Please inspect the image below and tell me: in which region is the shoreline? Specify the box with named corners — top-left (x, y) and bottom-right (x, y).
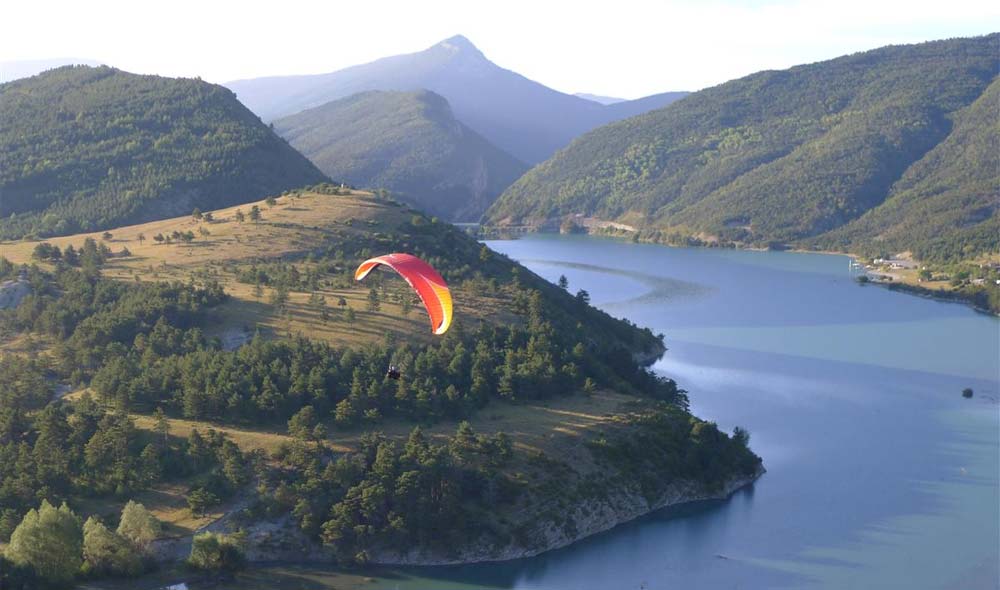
top-left (862, 280), bottom-right (999, 317)
top-left (179, 464), bottom-right (766, 568)
top-left (483, 227), bottom-right (999, 316)
top-left (368, 464), bottom-right (765, 566)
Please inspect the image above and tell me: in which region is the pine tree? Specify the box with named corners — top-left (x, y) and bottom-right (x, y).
top-left (367, 288), bottom-right (381, 312)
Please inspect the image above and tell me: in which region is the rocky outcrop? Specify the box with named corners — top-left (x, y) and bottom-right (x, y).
top-left (187, 464), bottom-right (764, 567)
top-left (369, 465), bottom-right (764, 565)
top-left (0, 279), bottom-right (30, 310)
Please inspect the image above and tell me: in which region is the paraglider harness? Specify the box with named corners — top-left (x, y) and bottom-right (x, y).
top-left (386, 365), bottom-right (401, 380)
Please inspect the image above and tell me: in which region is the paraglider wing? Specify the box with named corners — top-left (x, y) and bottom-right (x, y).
top-left (354, 253), bottom-right (453, 335)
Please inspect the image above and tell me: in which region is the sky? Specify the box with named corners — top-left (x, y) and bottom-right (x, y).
top-left (2, 0), bottom-right (998, 98)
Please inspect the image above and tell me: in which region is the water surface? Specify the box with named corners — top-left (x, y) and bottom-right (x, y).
top-left (227, 234), bottom-right (1000, 590)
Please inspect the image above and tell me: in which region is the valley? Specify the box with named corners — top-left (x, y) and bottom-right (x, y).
top-left (1, 16), bottom-right (997, 590)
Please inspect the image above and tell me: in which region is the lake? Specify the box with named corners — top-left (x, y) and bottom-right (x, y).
top-left (226, 234), bottom-right (1000, 590)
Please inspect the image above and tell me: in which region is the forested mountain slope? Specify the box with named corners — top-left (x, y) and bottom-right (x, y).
top-left (485, 35), bottom-right (999, 261)
top-left (813, 76), bottom-right (1000, 262)
top-left (274, 90), bottom-right (527, 221)
top-left (226, 36), bottom-right (687, 164)
top-left (0, 65), bottom-right (327, 239)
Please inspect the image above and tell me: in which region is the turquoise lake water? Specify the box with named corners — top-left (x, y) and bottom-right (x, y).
top-left (382, 235), bottom-right (998, 589)
top-left (213, 234), bottom-right (999, 590)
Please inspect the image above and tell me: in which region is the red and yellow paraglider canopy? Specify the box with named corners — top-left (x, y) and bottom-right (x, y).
top-left (354, 253), bottom-right (453, 335)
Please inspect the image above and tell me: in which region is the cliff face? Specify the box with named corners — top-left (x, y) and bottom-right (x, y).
top-left (182, 465), bottom-right (764, 566)
top-left (369, 466), bottom-right (765, 565)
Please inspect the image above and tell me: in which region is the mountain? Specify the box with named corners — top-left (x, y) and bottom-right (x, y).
top-left (225, 35), bottom-right (688, 164)
top-left (0, 65), bottom-right (328, 239)
top-left (484, 35), bottom-right (999, 262)
top-left (0, 57), bottom-right (102, 82)
top-left (274, 90), bottom-right (527, 221)
top-left (814, 76), bottom-right (1000, 262)
top-left (575, 92), bottom-right (626, 104)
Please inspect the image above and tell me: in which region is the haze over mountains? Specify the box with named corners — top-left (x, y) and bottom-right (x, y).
top-left (0, 65), bottom-right (327, 239)
top-left (575, 93), bottom-right (626, 105)
top-left (226, 35), bottom-right (689, 164)
top-left (274, 90), bottom-right (527, 221)
top-left (485, 34), bottom-right (1000, 262)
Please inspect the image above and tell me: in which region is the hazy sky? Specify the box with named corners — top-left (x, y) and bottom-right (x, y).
top-left (3, 0), bottom-right (997, 98)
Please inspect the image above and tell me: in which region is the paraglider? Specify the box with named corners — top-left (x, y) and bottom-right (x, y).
top-left (354, 253), bottom-right (453, 335)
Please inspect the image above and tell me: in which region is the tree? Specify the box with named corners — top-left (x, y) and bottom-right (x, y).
top-left (63, 244), bottom-right (79, 265)
top-left (334, 397), bottom-right (357, 425)
top-left (6, 500), bottom-right (82, 587)
top-left (270, 285), bottom-right (289, 309)
top-left (253, 282), bottom-right (264, 299)
top-left (575, 289), bottom-right (590, 305)
top-left (153, 407), bottom-right (170, 448)
top-left (265, 196), bottom-right (277, 208)
top-left (249, 205), bottom-right (261, 223)
top-left (82, 516), bottom-right (142, 577)
top-left (202, 211), bottom-right (214, 222)
top-left (288, 406), bottom-right (318, 440)
top-left (732, 426), bottom-right (751, 447)
top-left (367, 288), bottom-right (381, 312)
top-left (192, 208), bottom-right (203, 220)
top-left (137, 232), bottom-right (145, 245)
top-left (187, 488), bottom-right (220, 517)
top-left (401, 295), bottom-right (413, 317)
top-left (116, 500), bottom-right (161, 553)
top-left (102, 231), bottom-right (113, 241)
top-left (558, 275), bottom-right (569, 290)
top-left (138, 444), bottom-right (162, 484)
top-left (153, 233), bottom-right (164, 243)
top-left (234, 209), bottom-right (245, 224)
top-left (337, 296), bottom-right (347, 307)
top-left (345, 307), bottom-right (356, 325)
top-left (188, 531), bottom-right (245, 574)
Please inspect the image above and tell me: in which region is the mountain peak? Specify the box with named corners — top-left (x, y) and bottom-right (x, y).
top-left (436, 35), bottom-right (483, 56)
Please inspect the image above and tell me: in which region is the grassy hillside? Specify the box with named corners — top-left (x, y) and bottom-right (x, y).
top-left (0, 65), bottom-right (327, 240)
top-left (485, 35), bottom-right (999, 262)
top-left (226, 35), bottom-right (687, 164)
top-left (274, 91), bottom-right (528, 221)
top-left (0, 189), bottom-right (529, 348)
